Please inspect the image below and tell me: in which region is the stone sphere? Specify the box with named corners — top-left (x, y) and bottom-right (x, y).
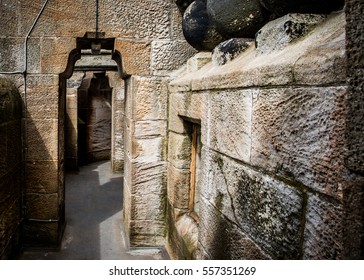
top-left (259, 0), bottom-right (345, 17)
top-left (206, 0), bottom-right (270, 38)
top-left (182, 0), bottom-right (225, 51)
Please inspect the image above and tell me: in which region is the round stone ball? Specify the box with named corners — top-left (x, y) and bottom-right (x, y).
top-left (206, 0), bottom-right (270, 38)
top-left (182, 0), bottom-right (225, 51)
top-left (259, 0), bottom-right (345, 17)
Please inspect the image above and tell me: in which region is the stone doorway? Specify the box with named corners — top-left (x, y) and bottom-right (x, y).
top-left (66, 71), bottom-right (114, 170)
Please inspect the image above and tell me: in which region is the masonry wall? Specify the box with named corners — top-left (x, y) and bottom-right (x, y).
top-left (0, 77), bottom-right (23, 259)
top-left (167, 10), bottom-right (363, 259)
top-left (0, 0), bottom-right (194, 249)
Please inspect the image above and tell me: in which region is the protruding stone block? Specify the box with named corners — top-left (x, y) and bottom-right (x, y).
top-left (255, 13), bottom-right (326, 55)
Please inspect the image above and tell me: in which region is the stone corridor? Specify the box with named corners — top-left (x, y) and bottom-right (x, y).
top-left (19, 161), bottom-right (163, 260)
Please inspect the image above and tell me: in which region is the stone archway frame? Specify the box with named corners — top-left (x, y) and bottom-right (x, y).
top-left (57, 36), bottom-right (130, 234)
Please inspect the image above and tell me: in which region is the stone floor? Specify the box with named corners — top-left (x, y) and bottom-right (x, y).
top-left (20, 161), bottom-right (164, 260)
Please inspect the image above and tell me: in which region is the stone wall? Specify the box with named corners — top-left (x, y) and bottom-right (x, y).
top-left (1, 0), bottom-right (195, 249)
top-left (0, 77), bottom-right (23, 259)
top-left (344, 0), bottom-right (364, 259)
top-left (167, 10), bottom-right (362, 259)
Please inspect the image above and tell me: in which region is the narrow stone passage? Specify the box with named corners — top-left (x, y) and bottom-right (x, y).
top-left (20, 161), bottom-right (163, 260)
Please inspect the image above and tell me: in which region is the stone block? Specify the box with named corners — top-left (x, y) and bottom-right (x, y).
top-left (134, 120), bottom-right (167, 139)
top-left (18, 0), bottom-right (93, 37)
top-left (23, 221), bottom-right (60, 248)
top-left (40, 37), bottom-right (76, 74)
top-left (114, 39), bottom-right (151, 76)
top-left (0, 0), bottom-right (18, 37)
top-left (129, 220), bottom-right (165, 247)
top-left (0, 38), bottom-right (23, 73)
top-left (132, 137), bottom-right (165, 162)
top-left (170, 4), bottom-right (188, 40)
top-left (131, 192), bottom-right (166, 221)
top-left (256, 13), bottom-right (326, 55)
top-left (151, 40), bottom-right (196, 75)
top-left (26, 161), bottom-right (58, 194)
top-left (186, 52), bottom-right (212, 73)
top-left (168, 132), bottom-right (192, 169)
top-left (6, 121), bottom-right (22, 169)
top-left (293, 13), bottom-right (346, 85)
top-left (198, 197), bottom-right (270, 260)
top-left (303, 194), bottom-right (343, 259)
top-left (131, 76), bottom-right (168, 121)
top-left (167, 163), bottom-right (190, 209)
top-left (205, 89), bottom-right (253, 163)
top-left (131, 161), bottom-right (167, 196)
top-left (26, 119), bottom-right (58, 161)
top-left (168, 91), bottom-right (205, 134)
top-left (26, 193), bottom-right (59, 220)
top-left (202, 150), bottom-right (304, 259)
top-left (26, 75), bottom-right (59, 119)
top-left (0, 77), bottom-right (22, 124)
top-left (251, 86), bottom-right (348, 198)
top-left (101, 0), bottom-right (171, 39)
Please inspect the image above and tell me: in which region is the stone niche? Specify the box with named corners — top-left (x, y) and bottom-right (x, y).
top-left (0, 77), bottom-right (23, 259)
top-left (167, 8), bottom-right (363, 259)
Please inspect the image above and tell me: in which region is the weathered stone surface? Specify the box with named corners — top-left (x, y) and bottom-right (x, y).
top-left (101, 0), bottom-right (171, 39)
top-left (132, 137), bottom-right (166, 163)
top-left (26, 75), bottom-right (59, 119)
top-left (256, 13), bottom-right (326, 55)
top-left (343, 0), bottom-right (364, 259)
top-left (0, 77), bottom-right (22, 259)
top-left (26, 119), bottom-right (58, 161)
top-left (151, 40), bottom-right (196, 75)
top-left (204, 89), bottom-right (253, 163)
top-left (25, 193), bottom-right (59, 220)
top-left (168, 92), bottom-right (204, 134)
top-left (40, 37), bottom-right (76, 74)
top-left (201, 150), bottom-right (304, 259)
top-left (134, 77), bottom-right (168, 121)
top-left (345, 0), bottom-right (364, 174)
top-left (251, 86), bottom-right (348, 198)
top-left (207, 0), bottom-right (270, 38)
top-left (0, 0), bottom-right (18, 37)
top-left (186, 52), bottom-right (211, 73)
top-left (212, 38), bottom-right (252, 66)
top-left (25, 161), bottom-right (58, 194)
top-left (134, 120), bottom-right (167, 138)
top-left (303, 195), bottom-right (343, 259)
top-left (167, 163), bottom-right (190, 209)
top-left (168, 132), bottom-right (192, 169)
top-left (0, 78), bottom-right (22, 123)
top-left (199, 197), bottom-right (271, 259)
top-left (182, 1), bottom-right (225, 51)
top-left (174, 12), bottom-right (345, 92)
top-left (259, 0), bottom-right (345, 17)
top-left (114, 39), bottom-right (151, 76)
top-left (129, 220), bottom-right (165, 247)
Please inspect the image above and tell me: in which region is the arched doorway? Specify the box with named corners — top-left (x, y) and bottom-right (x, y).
top-left (57, 34), bottom-right (130, 255)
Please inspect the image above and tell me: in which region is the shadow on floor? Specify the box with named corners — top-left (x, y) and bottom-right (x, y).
top-left (20, 161), bottom-right (164, 260)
